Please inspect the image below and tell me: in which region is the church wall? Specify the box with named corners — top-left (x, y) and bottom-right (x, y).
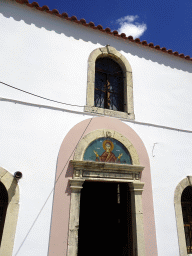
top-left (126, 121), bottom-right (192, 256)
top-left (0, 0), bottom-right (192, 255)
top-left (2, 97), bottom-right (192, 255)
top-left (0, 101), bottom-right (88, 255)
top-left (0, 0), bottom-right (192, 130)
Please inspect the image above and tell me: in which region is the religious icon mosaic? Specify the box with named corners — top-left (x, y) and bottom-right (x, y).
top-left (83, 137), bottom-right (132, 164)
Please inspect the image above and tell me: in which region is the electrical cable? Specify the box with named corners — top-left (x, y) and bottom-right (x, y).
top-left (2, 77), bottom-right (192, 253)
top-left (14, 117), bottom-right (93, 256)
top-left (0, 81), bottom-right (84, 108)
top-left (1, 96), bottom-right (192, 134)
top-left (2, 80), bottom-right (192, 134)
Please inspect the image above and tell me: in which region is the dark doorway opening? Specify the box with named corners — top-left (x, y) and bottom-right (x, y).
top-left (78, 182), bottom-right (133, 256)
top-left (0, 182), bottom-right (8, 246)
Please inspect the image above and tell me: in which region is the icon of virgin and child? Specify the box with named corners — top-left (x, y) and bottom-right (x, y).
top-left (93, 140), bottom-right (123, 163)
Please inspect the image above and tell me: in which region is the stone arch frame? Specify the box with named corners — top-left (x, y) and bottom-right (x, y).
top-left (48, 116), bottom-right (158, 256)
top-left (74, 129), bottom-right (139, 164)
top-left (0, 167), bottom-right (20, 256)
top-left (174, 176), bottom-right (192, 256)
top-left (84, 45), bottom-right (135, 120)
top-left (68, 129), bottom-right (145, 256)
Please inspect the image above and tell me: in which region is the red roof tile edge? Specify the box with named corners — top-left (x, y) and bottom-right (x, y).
top-left (14, 0), bottom-right (192, 62)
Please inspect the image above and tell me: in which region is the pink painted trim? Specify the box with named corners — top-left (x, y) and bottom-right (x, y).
top-left (48, 117), bottom-right (157, 256)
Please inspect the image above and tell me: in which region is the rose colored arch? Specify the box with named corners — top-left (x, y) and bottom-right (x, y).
top-left (48, 117), bottom-right (158, 256)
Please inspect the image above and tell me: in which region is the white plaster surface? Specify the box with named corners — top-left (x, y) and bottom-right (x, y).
top-left (0, 0), bottom-right (192, 255)
top-left (0, 0), bottom-right (192, 130)
top-left (126, 121), bottom-right (192, 256)
top-left (0, 101), bottom-right (89, 255)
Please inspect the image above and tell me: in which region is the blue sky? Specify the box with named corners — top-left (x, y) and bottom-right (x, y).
top-left (31, 0), bottom-right (192, 57)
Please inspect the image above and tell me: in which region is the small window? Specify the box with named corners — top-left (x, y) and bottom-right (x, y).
top-left (181, 186), bottom-right (192, 254)
top-left (85, 46), bottom-right (135, 120)
top-left (95, 57), bottom-right (124, 112)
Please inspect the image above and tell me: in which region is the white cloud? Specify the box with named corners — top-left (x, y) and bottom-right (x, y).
top-left (117, 15), bottom-right (139, 24)
top-left (116, 15), bottom-right (147, 39)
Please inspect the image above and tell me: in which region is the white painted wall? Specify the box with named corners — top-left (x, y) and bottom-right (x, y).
top-left (126, 121), bottom-right (192, 256)
top-left (1, 0), bottom-right (192, 129)
top-left (0, 0), bottom-right (192, 255)
top-left (0, 100), bottom-right (90, 255)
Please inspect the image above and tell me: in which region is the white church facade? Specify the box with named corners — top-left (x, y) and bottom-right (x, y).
top-left (1, 0), bottom-right (192, 255)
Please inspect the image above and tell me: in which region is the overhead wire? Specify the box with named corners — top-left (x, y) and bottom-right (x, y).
top-left (1, 80), bottom-right (192, 134)
top-left (0, 81), bottom-right (84, 108)
top-left (2, 78), bottom-right (192, 254)
top-left (14, 117), bottom-right (93, 256)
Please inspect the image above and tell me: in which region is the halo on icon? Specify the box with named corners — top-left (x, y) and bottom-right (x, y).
top-left (102, 140), bottom-right (114, 151)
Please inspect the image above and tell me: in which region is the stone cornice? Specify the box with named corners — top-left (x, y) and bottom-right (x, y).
top-left (70, 160), bottom-right (144, 173)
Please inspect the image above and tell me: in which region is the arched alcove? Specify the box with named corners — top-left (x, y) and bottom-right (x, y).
top-left (68, 129), bottom-right (146, 256)
top-left (48, 117), bottom-right (157, 256)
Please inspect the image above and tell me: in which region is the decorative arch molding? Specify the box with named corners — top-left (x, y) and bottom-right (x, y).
top-left (74, 129), bottom-right (139, 165)
top-left (174, 176), bottom-right (192, 256)
top-left (68, 128), bottom-right (146, 256)
top-left (48, 117), bottom-right (158, 256)
top-left (84, 45), bottom-right (135, 120)
top-left (0, 167), bottom-right (19, 256)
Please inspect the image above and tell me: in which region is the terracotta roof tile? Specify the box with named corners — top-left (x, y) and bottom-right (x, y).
top-left (13, 0), bottom-right (191, 62)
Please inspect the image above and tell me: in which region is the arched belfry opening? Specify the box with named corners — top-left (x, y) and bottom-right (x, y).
top-left (67, 129), bottom-right (146, 256)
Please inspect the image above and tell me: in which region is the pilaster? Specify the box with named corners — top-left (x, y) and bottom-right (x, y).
top-left (67, 179), bottom-right (85, 256)
top-left (129, 182), bottom-right (145, 256)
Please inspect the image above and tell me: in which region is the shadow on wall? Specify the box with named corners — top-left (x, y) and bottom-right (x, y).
top-left (1, 0), bottom-right (192, 73)
top-left (7, 178), bottom-right (17, 203)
